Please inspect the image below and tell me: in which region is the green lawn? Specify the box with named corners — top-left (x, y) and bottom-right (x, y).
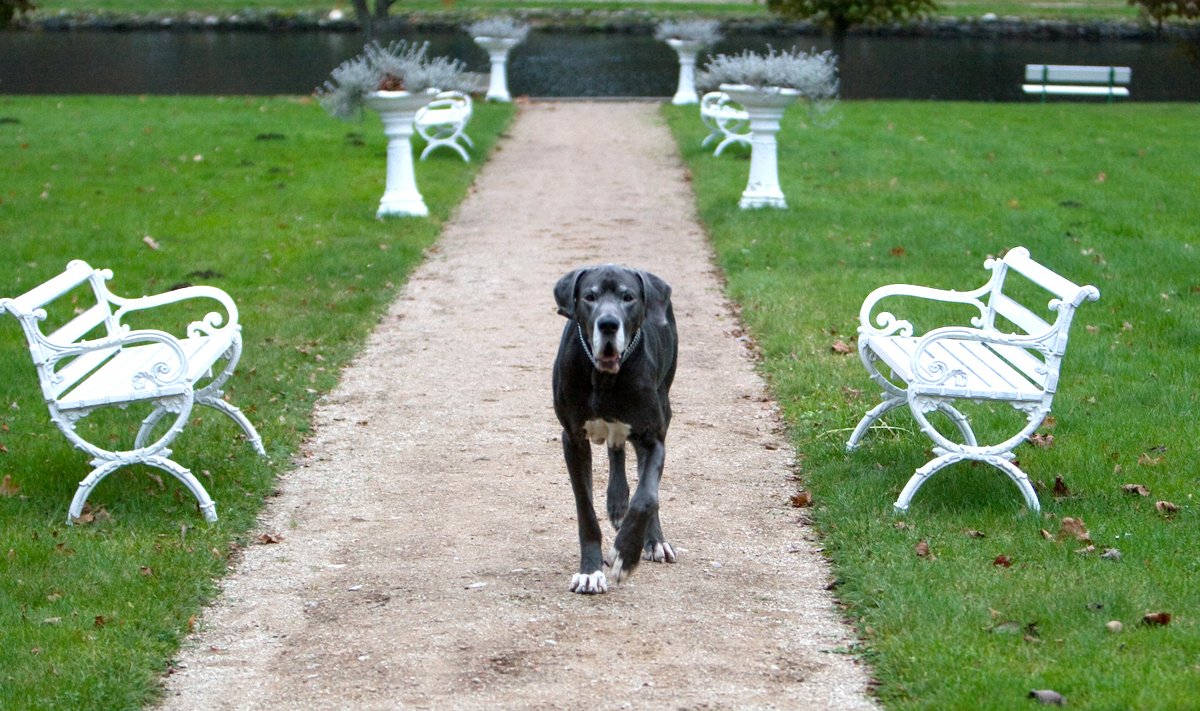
top-left (0, 95), bottom-right (513, 708)
top-left (27, 0), bottom-right (1143, 22)
top-left (666, 100), bottom-right (1200, 708)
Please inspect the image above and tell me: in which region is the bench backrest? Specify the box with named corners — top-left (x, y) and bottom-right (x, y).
top-left (977, 248), bottom-right (1100, 390)
top-left (0, 260), bottom-right (122, 402)
top-left (1024, 64), bottom-right (1131, 86)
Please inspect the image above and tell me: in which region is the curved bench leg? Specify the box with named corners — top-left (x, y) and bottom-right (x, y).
top-left (198, 395), bottom-right (266, 456)
top-left (937, 403), bottom-right (978, 447)
top-left (893, 452), bottom-right (965, 514)
top-left (846, 395), bottom-right (906, 451)
top-left (990, 456), bottom-right (1041, 513)
top-left (134, 406), bottom-right (170, 450)
top-left (68, 455), bottom-right (217, 524)
top-left (894, 452), bottom-right (1041, 514)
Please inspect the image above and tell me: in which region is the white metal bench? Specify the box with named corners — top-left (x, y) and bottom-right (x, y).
top-left (699, 91), bottom-right (751, 156)
top-left (0, 260), bottom-right (265, 524)
top-left (846, 247), bottom-right (1100, 513)
top-left (414, 90), bottom-right (474, 162)
top-left (1022, 64), bottom-right (1131, 102)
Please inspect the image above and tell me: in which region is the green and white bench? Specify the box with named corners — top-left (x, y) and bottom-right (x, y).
top-left (1, 260), bottom-right (265, 523)
top-left (1023, 64), bottom-right (1131, 102)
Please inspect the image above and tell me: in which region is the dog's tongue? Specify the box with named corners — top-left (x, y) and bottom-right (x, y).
top-left (597, 344), bottom-right (621, 373)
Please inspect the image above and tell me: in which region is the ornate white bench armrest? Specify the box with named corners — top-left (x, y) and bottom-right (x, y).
top-left (857, 282), bottom-right (991, 338)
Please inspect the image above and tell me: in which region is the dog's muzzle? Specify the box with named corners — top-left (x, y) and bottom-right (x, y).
top-left (578, 322), bottom-right (641, 374)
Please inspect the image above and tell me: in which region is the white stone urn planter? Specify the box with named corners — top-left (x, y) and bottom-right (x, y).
top-left (720, 83), bottom-right (799, 210)
top-left (666, 38), bottom-right (705, 105)
top-left (364, 89), bottom-right (438, 218)
top-left (474, 36), bottom-right (521, 102)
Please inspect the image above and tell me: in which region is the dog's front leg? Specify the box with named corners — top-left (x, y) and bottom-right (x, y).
top-left (606, 444), bottom-right (629, 531)
top-left (563, 429), bottom-right (607, 594)
top-left (608, 436), bottom-right (667, 584)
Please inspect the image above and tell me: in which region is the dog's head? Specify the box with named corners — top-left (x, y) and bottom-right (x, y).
top-left (555, 264), bottom-right (672, 375)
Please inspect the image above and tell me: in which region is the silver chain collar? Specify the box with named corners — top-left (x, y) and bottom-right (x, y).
top-left (577, 322), bottom-right (642, 370)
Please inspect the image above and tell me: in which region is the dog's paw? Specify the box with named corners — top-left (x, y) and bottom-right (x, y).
top-left (569, 571), bottom-right (608, 595)
top-left (643, 540), bottom-right (676, 563)
top-left (608, 545), bottom-right (639, 585)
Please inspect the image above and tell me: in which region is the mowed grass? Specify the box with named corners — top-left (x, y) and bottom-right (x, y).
top-left (666, 101), bottom-right (1200, 709)
top-left (0, 95), bottom-right (513, 707)
top-left (29, 0), bottom-right (1142, 21)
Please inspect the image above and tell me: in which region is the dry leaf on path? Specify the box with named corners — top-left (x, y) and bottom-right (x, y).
top-left (790, 491), bottom-right (812, 508)
top-left (255, 532), bottom-right (284, 545)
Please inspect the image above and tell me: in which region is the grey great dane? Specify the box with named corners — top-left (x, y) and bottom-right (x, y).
top-left (553, 264), bottom-right (678, 594)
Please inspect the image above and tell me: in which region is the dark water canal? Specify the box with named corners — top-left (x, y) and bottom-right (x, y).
top-left (2, 29), bottom-right (1198, 100)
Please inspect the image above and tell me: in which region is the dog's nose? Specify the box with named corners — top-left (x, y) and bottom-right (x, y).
top-left (597, 316), bottom-right (620, 335)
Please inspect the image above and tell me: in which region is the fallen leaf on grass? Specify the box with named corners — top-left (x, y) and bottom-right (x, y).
top-left (1142, 611), bottom-right (1172, 626)
top-left (830, 339), bottom-right (853, 355)
top-left (1106, 620), bottom-right (1124, 633)
top-left (1039, 528), bottom-right (1054, 540)
top-left (1052, 475), bottom-right (1070, 498)
top-left (914, 540), bottom-right (932, 558)
top-left (142, 235), bottom-right (161, 250)
top-left (1155, 501), bottom-right (1180, 516)
top-left (94, 615), bottom-right (106, 628)
top-left (255, 532), bottom-right (284, 545)
top-left (0, 474), bottom-right (20, 497)
top-left (890, 246), bottom-right (906, 257)
top-left (1057, 516), bottom-right (1092, 544)
top-left (964, 529), bottom-right (986, 539)
top-left (1100, 548), bottom-right (1122, 562)
top-left (993, 554), bottom-right (1013, 568)
top-left (1138, 452), bottom-right (1164, 467)
top-left (789, 491), bottom-right (812, 508)
top-left (1029, 689), bottom-right (1067, 706)
top-left (1122, 483), bottom-right (1150, 497)
top-left (1029, 433), bottom-right (1055, 448)
top-left (72, 504), bottom-right (110, 525)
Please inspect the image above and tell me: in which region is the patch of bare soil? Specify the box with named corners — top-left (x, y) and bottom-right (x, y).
top-left (159, 102), bottom-right (878, 710)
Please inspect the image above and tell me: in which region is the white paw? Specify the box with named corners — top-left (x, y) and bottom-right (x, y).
top-left (643, 541), bottom-right (676, 563)
top-left (609, 552), bottom-right (630, 584)
top-left (569, 571), bottom-right (608, 595)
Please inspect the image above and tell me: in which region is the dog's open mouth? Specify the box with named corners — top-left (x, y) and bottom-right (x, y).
top-left (596, 343), bottom-right (621, 373)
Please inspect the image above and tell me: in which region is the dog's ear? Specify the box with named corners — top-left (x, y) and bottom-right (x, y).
top-left (554, 268), bottom-right (587, 319)
top-left (637, 270), bottom-right (672, 327)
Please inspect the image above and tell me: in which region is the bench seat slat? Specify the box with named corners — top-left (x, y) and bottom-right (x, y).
top-left (51, 347), bottom-right (120, 399)
top-left (57, 335), bottom-right (234, 410)
top-left (1025, 64), bottom-right (1131, 84)
top-left (1022, 84), bottom-right (1130, 97)
top-left (864, 335), bottom-right (1044, 401)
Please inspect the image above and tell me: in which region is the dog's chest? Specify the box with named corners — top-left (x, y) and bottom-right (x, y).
top-left (584, 418), bottom-right (631, 448)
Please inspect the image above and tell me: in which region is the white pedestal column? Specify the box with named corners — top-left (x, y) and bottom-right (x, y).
top-left (721, 84), bottom-right (799, 210)
top-left (474, 36), bottom-right (521, 103)
top-left (666, 39), bottom-right (704, 105)
top-left (365, 90), bottom-right (436, 218)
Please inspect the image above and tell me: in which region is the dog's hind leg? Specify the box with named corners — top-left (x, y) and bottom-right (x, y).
top-left (606, 444), bottom-right (630, 531)
top-left (563, 429), bottom-right (608, 594)
top-left (609, 436), bottom-right (665, 584)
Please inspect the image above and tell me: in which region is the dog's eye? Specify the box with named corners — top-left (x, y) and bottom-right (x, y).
top-left (583, 293), bottom-right (597, 303)
top-left (622, 293), bottom-right (635, 303)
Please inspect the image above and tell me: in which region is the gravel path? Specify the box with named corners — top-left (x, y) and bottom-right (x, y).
top-left (159, 102), bottom-right (878, 710)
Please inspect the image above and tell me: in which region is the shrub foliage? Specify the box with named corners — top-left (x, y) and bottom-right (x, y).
top-left (766, 0), bottom-right (939, 34)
